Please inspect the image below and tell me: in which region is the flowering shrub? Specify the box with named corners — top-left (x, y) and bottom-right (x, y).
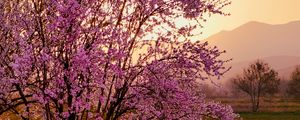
top-left (0, 0), bottom-right (236, 119)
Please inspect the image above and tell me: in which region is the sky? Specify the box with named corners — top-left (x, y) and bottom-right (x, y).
top-left (198, 0), bottom-right (300, 40)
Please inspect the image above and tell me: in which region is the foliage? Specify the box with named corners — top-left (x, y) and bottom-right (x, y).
top-left (0, 0), bottom-right (236, 119)
top-left (231, 60), bottom-right (280, 112)
top-left (286, 66), bottom-right (300, 98)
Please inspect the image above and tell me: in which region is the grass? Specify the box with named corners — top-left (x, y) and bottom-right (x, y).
top-left (211, 97), bottom-right (300, 119)
top-left (238, 111), bottom-right (300, 120)
top-left (2, 98), bottom-right (300, 119)
top-left (212, 97), bottom-right (300, 112)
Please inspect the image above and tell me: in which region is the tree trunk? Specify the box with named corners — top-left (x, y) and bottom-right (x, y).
top-left (68, 113), bottom-right (76, 120)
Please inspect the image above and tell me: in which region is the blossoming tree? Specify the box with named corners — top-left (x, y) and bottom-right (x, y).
top-left (0, 0), bottom-right (236, 119)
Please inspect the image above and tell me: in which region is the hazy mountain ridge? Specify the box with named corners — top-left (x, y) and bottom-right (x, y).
top-left (205, 20), bottom-right (300, 62)
top-left (204, 20), bottom-right (300, 81)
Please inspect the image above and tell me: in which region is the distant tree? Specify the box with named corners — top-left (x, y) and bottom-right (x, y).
top-left (231, 60), bottom-right (280, 112)
top-left (286, 66), bottom-right (300, 98)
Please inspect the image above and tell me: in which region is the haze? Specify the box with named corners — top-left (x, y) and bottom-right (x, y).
top-left (200, 0), bottom-right (300, 39)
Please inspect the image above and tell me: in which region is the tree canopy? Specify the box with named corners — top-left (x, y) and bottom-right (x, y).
top-left (286, 66), bottom-right (300, 98)
top-left (231, 60), bottom-right (280, 112)
top-left (0, 0), bottom-right (236, 119)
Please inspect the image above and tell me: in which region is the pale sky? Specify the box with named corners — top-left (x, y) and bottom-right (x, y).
top-left (199, 0), bottom-right (300, 39)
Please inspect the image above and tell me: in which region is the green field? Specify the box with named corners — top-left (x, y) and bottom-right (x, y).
top-left (212, 97), bottom-right (300, 120)
top-left (239, 111), bottom-right (300, 120)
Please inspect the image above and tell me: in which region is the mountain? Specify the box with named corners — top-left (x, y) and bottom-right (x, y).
top-left (205, 21), bottom-right (300, 62)
top-left (204, 20), bottom-right (300, 82)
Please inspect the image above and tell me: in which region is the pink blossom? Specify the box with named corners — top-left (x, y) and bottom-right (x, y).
top-left (0, 0), bottom-right (235, 120)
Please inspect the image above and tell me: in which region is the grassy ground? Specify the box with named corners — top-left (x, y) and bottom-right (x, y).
top-left (2, 97), bottom-right (300, 119)
top-left (212, 97), bottom-right (300, 112)
top-left (212, 97), bottom-right (300, 120)
top-left (239, 111), bottom-right (300, 120)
